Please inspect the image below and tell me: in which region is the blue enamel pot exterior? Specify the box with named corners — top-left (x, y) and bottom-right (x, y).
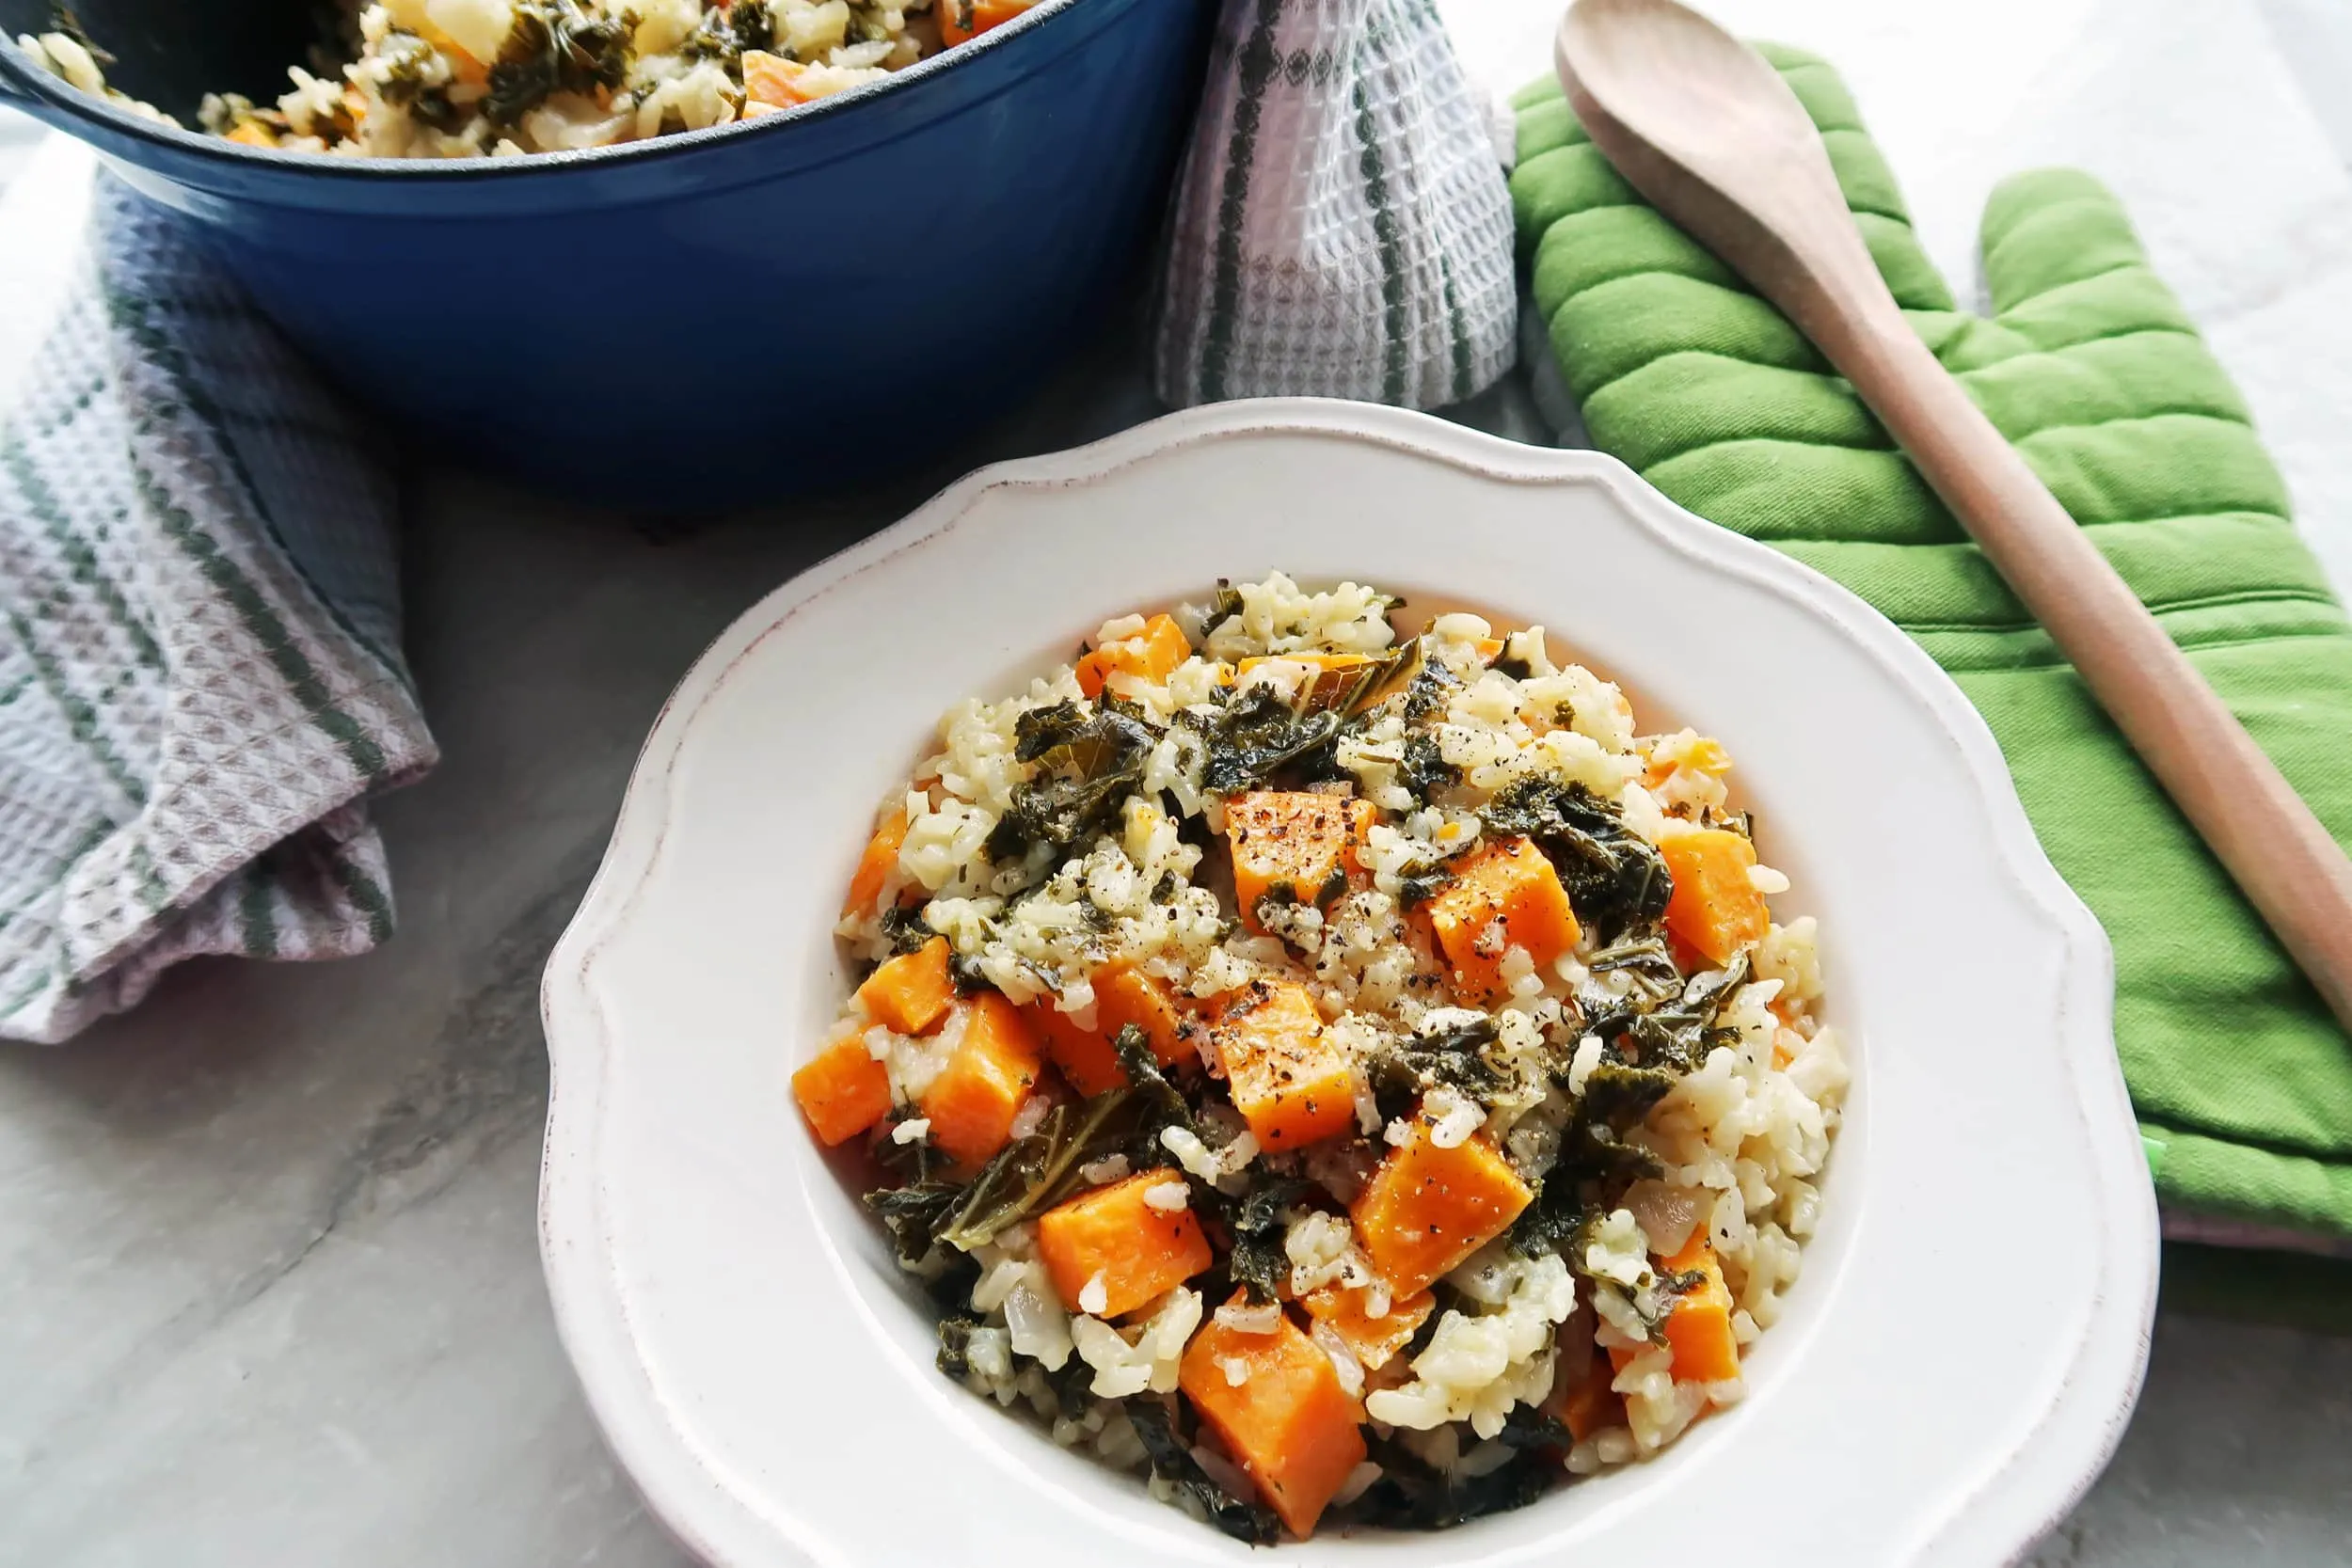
top-left (0, 0), bottom-right (1214, 507)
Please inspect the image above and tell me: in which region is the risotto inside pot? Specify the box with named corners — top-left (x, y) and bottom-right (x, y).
top-left (15, 0), bottom-right (1039, 157)
top-left (798, 573), bottom-right (1847, 1541)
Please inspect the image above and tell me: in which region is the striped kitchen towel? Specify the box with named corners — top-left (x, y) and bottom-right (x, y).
top-left (1154, 0), bottom-right (1518, 410)
top-left (0, 148), bottom-right (436, 1043)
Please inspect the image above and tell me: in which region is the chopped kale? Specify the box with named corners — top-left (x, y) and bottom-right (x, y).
top-left (1398, 731), bottom-right (1461, 803)
top-left (1492, 654), bottom-right (1534, 680)
top-left (1111, 1023), bottom-right (1197, 1149)
top-left (865, 1181), bottom-right (961, 1266)
top-left (677, 0), bottom-right (771, 71)
top-left (1511, 1061), bottom-right (1678, 1257)
top-left (1194, 683), bottom-right (1346, 794)
top-left (373, 30), bottom-right (469, 132)
top-left (872, 1117), bottom-right (946, 1185)
top-left (878, 903), bottom-right (934, 956)
top-left (1216, 1176), bottom-right (1312, 1304)
top-left (1585, 954), bottom-right (1752, 1075)
top-left (1399, 652), bottom-right (1464, 723)
top-left (985, 697), bottom-right (1158, 866)
top-left (1494, 1403), bottom-right (1573, 1450)
top-left (1291, 645), bottom-right (1411, 716)
top-left (935, 1313), bottom-right (981, 1378)
top-left (1395, 862), bottom-right (1455, 908)
top-left (1125, 1398), bottom-right (1281, 1544)
top-left (1482, 776), bottom-right (1672, 936)
top-left (932, 1089), bottom-right (1148, 1252)
top-left (485, 0), bottom-right (639, 126)
top-left (1347, 1430), bottom-right (1559, 1528)
top-left (1368, 1016), bottom-right (1506, 1121)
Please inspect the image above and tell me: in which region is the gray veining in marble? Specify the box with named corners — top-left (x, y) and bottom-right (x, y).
top-left (0, 312), bottom-right (2346, 1568)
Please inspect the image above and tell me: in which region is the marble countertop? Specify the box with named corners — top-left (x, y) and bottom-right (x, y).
top-left (0, 309), bottom-right (2344, 1566)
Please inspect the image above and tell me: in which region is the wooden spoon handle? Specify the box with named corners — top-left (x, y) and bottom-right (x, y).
top-left (1833, 306), bottom-right (2352, 1027)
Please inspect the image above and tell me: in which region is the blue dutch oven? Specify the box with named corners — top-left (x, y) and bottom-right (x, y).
top-left (0, 0), bottom-right (1214, 507)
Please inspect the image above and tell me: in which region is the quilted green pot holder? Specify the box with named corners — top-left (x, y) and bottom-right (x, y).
top-left (1509, 45), bottom-right (2352, 1247)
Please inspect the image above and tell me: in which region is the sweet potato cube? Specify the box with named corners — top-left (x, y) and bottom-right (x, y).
top-left (843, 803), bottom-right (910, 917)
top-left (1657, 1233), bottom-right (1740, 1384)
top-left (1351, 1114), bottom-right (1533, 1297)
top-left (1299, 1283), bottom-right (1435, 1372)
top-left (791, 1029), bottom-right (892, 1148)
top-left (1180, 1291), bottom-right (1368, 1539)
top-left (919, 992), bottom-right (1043, 1168)
top-left (1660, 827), bottom-right (1770, 966)
top-left (1075, 612), bottom-right (1190, 698)
top-left (1551, 1339), bottom-right (1625, 1440)
top-left (1025, 963), bottom-right (1198, 1097)
top-left (1422, 836), bottom-right (1581, 1002)
top-left (1226, 790), bottom-right (1375, 933)
top-left (741, 49), bottom-right (815, 107)
top-left (936, 0), bottom-right (1032, 47)
top-left (855, 936), bottom-right (954, 1036)
top-left (1207, 980), bottom-right (1358, 1152)
top-left (1036, 1167), bottom-right (1212, 1318)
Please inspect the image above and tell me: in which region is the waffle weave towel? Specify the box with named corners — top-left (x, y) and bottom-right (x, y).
top-left (0, 159), bottom-right (436, 1043)
top-left (1154, 0), bottom-right (1518, 410)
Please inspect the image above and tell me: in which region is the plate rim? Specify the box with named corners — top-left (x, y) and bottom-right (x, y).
top-left (538, 396), bottom-right (2157, 1567)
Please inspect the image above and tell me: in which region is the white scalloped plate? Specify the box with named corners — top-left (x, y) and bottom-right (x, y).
top-left (539, 399), bottom-right (2156, 1567)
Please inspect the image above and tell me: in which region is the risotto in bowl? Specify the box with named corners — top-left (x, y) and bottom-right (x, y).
top-left (801, 574), bottom-right (1848, 1540)
top-left (540, 401), bottom-right (2155, 1566)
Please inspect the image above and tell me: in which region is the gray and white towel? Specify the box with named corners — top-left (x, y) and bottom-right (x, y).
top-left (1154, 0), bottom-right (1519, 410)
top-left (0, 154), bottom-right (435, 1042)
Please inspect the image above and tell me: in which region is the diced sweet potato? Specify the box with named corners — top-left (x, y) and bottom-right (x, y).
top-left (1551, 1338), bottom-right (1625, 1440)
top-left (1036, 1167), bottom-right (1212, 1318)
top-left (844, 803), bottom-right (910, 917)
top-left (920, 993), bottom-right (1043, 1168)
top-left (855, 937), bottom-right (954, 1036)
top-left (1075, 612), bottom-right (1190, 698)
top-left (741, 49), bottom-right (814, 107)
top-left (1226, 790), bottom-right (1375, 933)
top-left (791, 1030), bottom-right (891, 1148)
top-left (1661, 827), bottom-right (1769, 965)
top-left (1207, 980), bottom-right (1358, 1152)
top-left (1025, 963), bottom-right (1198, 1097)
top-left (936, 0), bottom-right (1034, 46)
top-left (1299, 1283), bottom-right (1435, 1372)
top-left (1657, 1233), bottom-right (1740, 1384)
top-left (1422, 836), bottom-right (1581, 1002)
top-left (1180, 1291), bottom-right (1368, 1539)
top-left (1351, 1114), bottom-right (1534, 1297)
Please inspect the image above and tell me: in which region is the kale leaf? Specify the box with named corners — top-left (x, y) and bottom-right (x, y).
top-left (1398, 730), bottom-right (1461, 804)
top-left (1367, 1015), bottom-right (1505, 1122)
top-left (878, 903), bottom-right (934, 956)
top-left (931, 1089), bottom-right (1147, 1252)
top-left (985, 698), bottom-right (1158, 865)
top-left (865, 1181), bottom-right (961, 1265)
top-left (935, 1313), bottom-right (981, 1379)
top-left (1215, 1176), bottom-right (1312, 1305)
top-left (1194, 684), bottom-right (1346, 795)
top-left (1124, 1398), bottom-right (1281, 1544)
top-left (1510, 1061), bottom-right (1677, 1256)
top-left (485, 0), bottom-right (638, 127)
top-left (1582, 953), bottom-right (1752, 1076)
top-left (1345, 1430), bottom-right (1559, 1529)
top-left (1481, 776), bottom-right (1672, 936)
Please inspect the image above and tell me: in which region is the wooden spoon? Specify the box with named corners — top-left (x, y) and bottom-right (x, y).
top-left (1556, 0), bottom-right (2352, 1033)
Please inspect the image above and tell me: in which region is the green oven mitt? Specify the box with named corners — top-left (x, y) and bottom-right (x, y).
top-left (1509, 46), bottom-right (2352, 1249)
